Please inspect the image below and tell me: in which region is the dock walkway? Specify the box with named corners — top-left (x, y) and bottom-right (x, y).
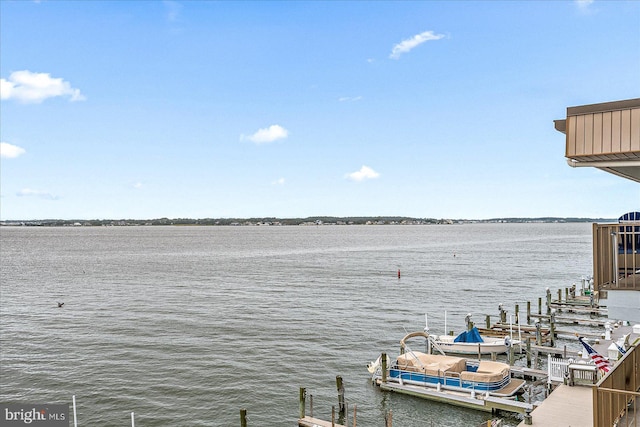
top-left (516, 384), bottom-right (592, 427)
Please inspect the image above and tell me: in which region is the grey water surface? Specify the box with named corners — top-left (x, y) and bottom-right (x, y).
top-left (0, 223), bottom-right (593, 426)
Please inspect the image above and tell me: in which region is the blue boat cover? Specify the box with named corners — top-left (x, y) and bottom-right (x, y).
top-left (454, 327), bottom-right (484, 343)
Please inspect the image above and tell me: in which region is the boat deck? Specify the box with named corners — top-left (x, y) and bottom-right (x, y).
top-left (491, 378), bottom-right (526, 397)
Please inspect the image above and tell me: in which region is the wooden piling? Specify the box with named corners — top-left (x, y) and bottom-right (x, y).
top-left (381, 353), bottom-right (387, 383)
top-left (300, 388), bottom-right (306, 419)
top-left (538, 297), bottom-right (542, 315)
top-left (485, 315), bottom-right (491, 329)
top-left (336, 376), bottom-right (345, 418)
top-left (546, 289), bottom-right (551, 315)
top-left (385, 409), bottom-right (392, 427)
top-left (526, 301), bottom-right (531, 324)
top-left (240, 409), bottom-right (247, 427)
top-left (332, 406), bottom-right (335, 427)
top-left (353, 405), bottom-right (357, 427)
top-left (526, 338), bottom-right (531, 368)
top-left (509, 343), bottom-right (515, 366)
top-left (515, 304), bottom-right (519, 324)
top-left (549, 314), bottom-right (556, 347)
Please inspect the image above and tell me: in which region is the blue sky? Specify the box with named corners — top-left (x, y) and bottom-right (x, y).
top-left (1, 0), bottom-right (639, 220)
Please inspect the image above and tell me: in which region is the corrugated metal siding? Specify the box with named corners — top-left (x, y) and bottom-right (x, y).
top-left (566, 105), bottom-right (640, 160)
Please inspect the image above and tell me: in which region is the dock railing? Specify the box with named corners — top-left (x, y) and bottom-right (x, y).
top-left (547, 355), bottom-right (600, 385)
top-left (592, 343), bottom-right (639, 427)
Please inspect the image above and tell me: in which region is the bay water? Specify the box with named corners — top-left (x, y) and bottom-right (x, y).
top-left (0, 223), bottom-right (593, 426)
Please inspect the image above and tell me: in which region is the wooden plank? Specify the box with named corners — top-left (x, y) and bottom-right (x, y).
top-left (298, 416), bottom-right (346, 427)
top-left (516, 384), bottom-right (593, 427)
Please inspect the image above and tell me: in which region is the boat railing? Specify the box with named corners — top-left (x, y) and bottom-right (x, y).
top-left (443, 370), bottom-right (463, 387)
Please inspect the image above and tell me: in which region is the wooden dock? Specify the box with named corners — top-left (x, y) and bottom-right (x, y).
top-left (298, 416), bottom-right (346, 427)
top-left (516, 384), bottom-right (592, 426)
top-left (378, 380), bottom-right (533, 415)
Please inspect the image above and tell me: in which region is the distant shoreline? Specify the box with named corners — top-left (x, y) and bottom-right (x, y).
top-left (0, 216), bottom-right (616, 227)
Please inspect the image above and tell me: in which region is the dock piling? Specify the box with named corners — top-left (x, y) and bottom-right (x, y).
top-left (240, 409), bottom-right (247, 427)
top-left (299, 387), bottom-right (306, 419)
top-left (485, 315), bottom-right (491, 329)
top-left (526, 301), bottom-right (531, 324)
top-left (336, 376), bottom-right (345, 418)
top-left (381, 353), bottom-right (387, 383)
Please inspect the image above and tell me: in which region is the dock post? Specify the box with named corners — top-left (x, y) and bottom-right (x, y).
top-left (557, 289), bottom-right (562, 304)
top-left (535, 321), bottom-right (542, 346)
top-left (353, 404), bottom-right (357, 427)
top-left (565, 287), bottom-right (569, 302)
top-left (509, 343), bottom-right (515, 366)
top-left (485, 315), bottom-right (491, 329)
top-left (299, 387), bottom-right (306, 419)
top-left (381, 353), bottom-right (388, 383)
top-left (515, 304), bottom-right (519, 324)
top-left (549, 314), bottom-right (556, 347)
top-left (336, 376), bottom-right (345, 418)
top-left (546, 288), bottom-right (551, 315)
top-left (332, 406), bottom-right (335, 427)
top-left (240, 409), bottom-right (247, 427)
top-left (526, 337), bottom-right (531, 368)
top-left (385, 409), bottom-right (393, 427)
top-left (310, 394), bottom-right (313, 417)
top-left (538, 297), bottom-right (542, 315)
top-left (526, 301), bottom-right (531, 324)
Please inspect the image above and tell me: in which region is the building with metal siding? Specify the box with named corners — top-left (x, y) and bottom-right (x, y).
top-left (555, 98), bottom-right (640, 323)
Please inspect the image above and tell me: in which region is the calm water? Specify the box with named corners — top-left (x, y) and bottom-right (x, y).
top-left (0, 224), bottom-right (593, 426)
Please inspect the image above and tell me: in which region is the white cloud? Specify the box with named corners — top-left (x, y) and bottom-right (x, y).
top-left (164, 1), bottom-right (183, 22)
top-left (272, 178), bottom-right (285, 185)
top-left (346, 165), bottom-right (380, 182)
top-left (575, 0), bottom-right (594, 12)
top-left (338, 96), bottom-right (363, 102)
top-left (241, 124), bottom-right (289, 144)
top-left (390, 30), bottom-right (445, 59)
top-left (1, 70), bottom-right (86, 104)
top-left (16, 188), bottom-right (59, 200)
top-left (0, 142), bottom-right (26, 158)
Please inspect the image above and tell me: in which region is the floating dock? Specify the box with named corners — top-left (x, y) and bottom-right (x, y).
top-left (377, 379), bottom-right (533, 415)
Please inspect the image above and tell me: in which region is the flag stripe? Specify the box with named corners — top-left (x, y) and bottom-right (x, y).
top-left (579, 337), bottom-right (612, 373)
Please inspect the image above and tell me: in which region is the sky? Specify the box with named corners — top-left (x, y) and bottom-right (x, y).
top-left (1, 0), bottom-right (639, 221)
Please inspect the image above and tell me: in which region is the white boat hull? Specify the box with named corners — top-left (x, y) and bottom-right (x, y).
top-left (433, 335), bottom-right (518, 355)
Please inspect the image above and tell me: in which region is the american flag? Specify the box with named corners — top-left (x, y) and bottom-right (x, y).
top-left (579, 337), bottom-right (612, 373)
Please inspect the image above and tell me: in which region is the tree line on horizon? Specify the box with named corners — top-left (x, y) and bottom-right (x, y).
top-left (0, 216), bottom-right (616, 227)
